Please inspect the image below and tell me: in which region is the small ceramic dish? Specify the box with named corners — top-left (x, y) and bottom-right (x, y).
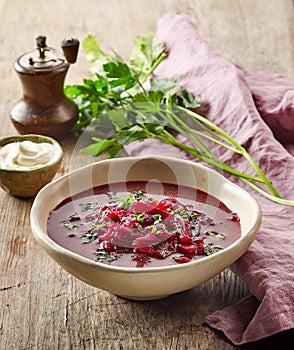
top-left (30, 156), bottom-right (261, 300)
top-left (0, 134), bottom-right (63, 197)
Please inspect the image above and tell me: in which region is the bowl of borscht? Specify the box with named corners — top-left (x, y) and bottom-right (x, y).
top-left (30, 156), bottom-right (262, 300)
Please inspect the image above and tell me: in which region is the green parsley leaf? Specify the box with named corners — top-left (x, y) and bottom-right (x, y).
top-left (130, 32), bottom-right (165, 78)
top-left (150, 76), bottom-right (180, 95)
top-left (133, 90), bottom-right (165, 105)
top-left (81, 138), bottom-right (118, 157)
top-left (82, 34), bottom-right (113, 76)
top-left (103, 61), bottom-right (136, 89)
top-left (177, 89), bottom-right (201, 109)
top-left (107, 109), bottom-right (129, 130)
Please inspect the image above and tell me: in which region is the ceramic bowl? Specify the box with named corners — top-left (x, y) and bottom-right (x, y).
top-left (30, 156), bottom-right (261, 300)
top-left (0, 134), bottom-right (63, 197)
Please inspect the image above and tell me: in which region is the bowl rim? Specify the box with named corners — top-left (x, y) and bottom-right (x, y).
top-left (30, 155), bottom-right (262, 274)
top-left (0, 134), bottom-right (63, 173)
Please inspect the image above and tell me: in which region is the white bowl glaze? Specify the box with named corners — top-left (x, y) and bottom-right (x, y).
top-left (30, 156), bottom-right (262, 300)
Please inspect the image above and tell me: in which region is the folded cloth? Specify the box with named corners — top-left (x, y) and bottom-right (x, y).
top-left (242, 69), bottom-right (294, 147)
top-left (126, 14), bottom-right (294, 345)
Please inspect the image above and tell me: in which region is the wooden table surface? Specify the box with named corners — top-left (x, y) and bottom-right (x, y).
top-left (0, 1), bottom-right (293, 349)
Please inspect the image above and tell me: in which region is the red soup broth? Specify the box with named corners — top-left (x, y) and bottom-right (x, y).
top-left (47, 181), bottom-right (241, 268)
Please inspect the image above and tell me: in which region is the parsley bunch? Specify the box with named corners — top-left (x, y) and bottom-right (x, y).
top-left (65, 34), bottom-right (294, 206)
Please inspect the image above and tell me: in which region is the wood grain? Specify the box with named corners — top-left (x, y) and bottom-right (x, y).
top-left (0, 1), bottom-right (293, 349)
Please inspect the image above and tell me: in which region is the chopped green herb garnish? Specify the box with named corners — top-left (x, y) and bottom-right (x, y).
top-left (213, 246), bottom-right (224, 253)
top-left (119, 193), bottom-right (134, 210)
top-left (52, 187), bottom-right (238, 267)
top-left (204, 244), bottom-right (213, 256)
top-left (82, 232), bottom-right (98, 243)
top-left (62, 221), bottom-right (77, 230)
top-left (96, 223), bottom-right (107, 230)
top-left (152, 214), bottom-right (162, 225)
top-left (206, 231), bottom-right (225, 240)
top-left (69, 214), bottom-right (80, 221)
top-left (95, 248), bottom-right (117, 263)
top-left (179, 210), bottom-right (189, 218)
top-left (190, 219), bottom-right (199, 230)
top-left (204, 243), bottom-right (224, 255)
top-left (132, 191), bottom-right (147, 201)
top-left (79, 203), bottom-right (99, 211)
top-left (107, 192), bottom-right (120, 204)
top-left (132, 210), bottom-right (145, 223)
top-left (87, 223), bottom-right (107, 233)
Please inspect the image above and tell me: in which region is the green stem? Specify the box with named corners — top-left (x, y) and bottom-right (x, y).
top-left (175, 105), bottom-right (281, 198)
top-left (147, 131), bottom-right (294, 205)
top-left (156, 108), bottom-right (267, 183)
top-left (165, 109), bottom-right (226, 158)
top-left (140, 52), bottom-right (167, 85)
top-left (158, 109), bottom-right (213, 160)
top-left (150, 133), bottom-right (265, 183)
top-left (241, 178), bottom-right (294, 206)
top-left (170, 110), bottom-right (241, 154)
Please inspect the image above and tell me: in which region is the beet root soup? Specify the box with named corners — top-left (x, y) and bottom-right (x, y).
top-left (47, 181), bottom-right (241, 268)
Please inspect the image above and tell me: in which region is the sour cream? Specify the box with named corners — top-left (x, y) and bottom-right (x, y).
top-left (0, 140), bottom-right (60, 170)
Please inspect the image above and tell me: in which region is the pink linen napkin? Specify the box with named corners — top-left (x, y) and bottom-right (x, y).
top-left (126, 14), bottom-right (294, 345)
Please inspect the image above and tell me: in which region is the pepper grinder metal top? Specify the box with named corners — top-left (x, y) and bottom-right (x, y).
top-left (10, 35), bottom-right (80, 140)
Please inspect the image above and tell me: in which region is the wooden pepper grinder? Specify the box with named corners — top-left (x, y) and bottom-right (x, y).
top-left (10, 35), bottom-right (80, 139)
